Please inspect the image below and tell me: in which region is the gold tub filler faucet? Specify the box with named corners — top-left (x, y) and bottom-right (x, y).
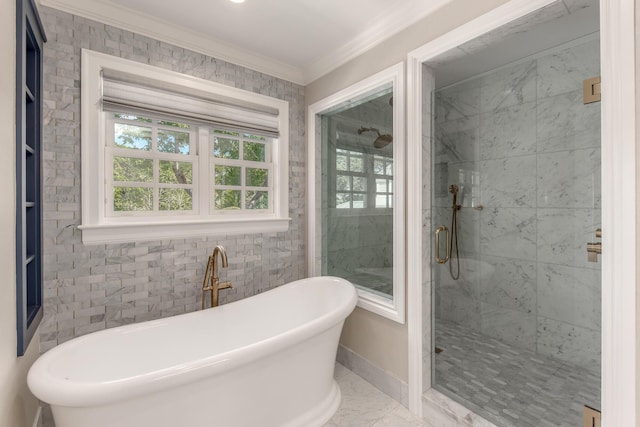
top-left (201, 245), bottom-right (233, 309)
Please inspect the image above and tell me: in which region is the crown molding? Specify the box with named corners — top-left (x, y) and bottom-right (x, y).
top-left (39, 0), bottom-right (454, 86)
top-left (302, 0), bottom-right (454, 84)
top-left (38, 0), bottom-right (306, 85)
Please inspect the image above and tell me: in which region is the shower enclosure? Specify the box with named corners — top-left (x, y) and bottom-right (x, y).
top-left (308, 64), bottom-right (405, 323)
top-left (427, 3), bottom-right (602, 426)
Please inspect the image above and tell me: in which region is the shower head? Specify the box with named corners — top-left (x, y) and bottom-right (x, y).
top-left (449, 185), bottom-right (459, 195)
top-left (357, 126), bottom-right (393, 149)
top-left (373, 134), bottom-right (393, 148)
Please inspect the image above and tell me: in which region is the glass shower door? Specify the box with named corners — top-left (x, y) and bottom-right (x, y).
top-left (431, 35), bottom-right (602, 427)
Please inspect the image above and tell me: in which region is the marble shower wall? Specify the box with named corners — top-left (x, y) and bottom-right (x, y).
top-left (322, 96), bottom-right (394, 293)
top-left (432, 36), bottom-right (601, 371)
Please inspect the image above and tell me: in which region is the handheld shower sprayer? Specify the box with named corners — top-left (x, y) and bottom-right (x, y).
top-left (448, 185), bottom-right (461, 280)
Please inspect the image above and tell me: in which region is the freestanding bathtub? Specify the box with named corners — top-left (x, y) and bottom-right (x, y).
top-left (28, 276), bottom-right (357, 427)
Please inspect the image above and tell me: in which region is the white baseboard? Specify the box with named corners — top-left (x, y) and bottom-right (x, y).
top-left (336, 344), bottom-right (409, 407)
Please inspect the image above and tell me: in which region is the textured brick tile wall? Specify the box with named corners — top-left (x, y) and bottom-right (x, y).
top-left (39, 7), bottom-right (306, 352)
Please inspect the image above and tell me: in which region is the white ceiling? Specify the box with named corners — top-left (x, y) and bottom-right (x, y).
top-left (39, 0), bottom-right (453, 85)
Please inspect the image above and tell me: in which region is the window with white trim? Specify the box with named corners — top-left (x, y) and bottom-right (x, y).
top-left (335, 148), bottom-right (393, 210)
top-left (106, 114), bottom-right (197, 215)
top-left (212, 130), bottom-right (272, 211)
top-left (80, 49), bottom-right (289, 244)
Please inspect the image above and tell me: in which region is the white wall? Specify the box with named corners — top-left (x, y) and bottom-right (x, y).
top-left (306, 0), bottom-right (510, 382)
top-left (0, 0), bottom-right (42, 425)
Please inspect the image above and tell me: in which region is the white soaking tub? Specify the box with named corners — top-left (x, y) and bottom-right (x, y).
top-left (28, 276), bottom-right (357, 427)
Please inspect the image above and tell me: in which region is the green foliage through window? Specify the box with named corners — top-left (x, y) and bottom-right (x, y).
top-left (111, 114), bottom-right (194, 212)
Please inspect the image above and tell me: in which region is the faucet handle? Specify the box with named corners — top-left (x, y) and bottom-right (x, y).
top-left (218, 281), bottom-right (233, 290)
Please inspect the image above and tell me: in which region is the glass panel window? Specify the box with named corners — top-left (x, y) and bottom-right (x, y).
top-left (114, 123), bottom-right (152, 151)
top-left (114, 187), bottom-right (153, 211)
top-left (159, 188), bottom-right (193, 211)
top-left (213, 132), bottom-right (240, 159)
top-left (159, 160), bottom-right (193, 184)
top-left (243, 142), bottom-right (266, 162)
top-left (246, 191), bottom-right (268, 209)
top-left (332, 149), bottom-right (392, 210)
top-left (215, 165), bottom-right (241, 186)
top-left (215, 190), bottom-right (241, 210)
top-left (211, 130), bottom-right (273, 212)
top-left (246, 168), bottom-right (269, 187)
top-left (107, 113), bottom-right (196, 215)
top-left (158, 128), bottom-right (191, 154)
top-left (113, 157), bottom-right (153, 183)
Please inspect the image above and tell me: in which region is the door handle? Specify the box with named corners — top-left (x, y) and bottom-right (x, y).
top-left (435, 226), bottom-right (450, 264)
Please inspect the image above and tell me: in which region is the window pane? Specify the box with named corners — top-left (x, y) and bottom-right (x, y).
top-left (353, 193), bottom-right (366, 208)
top-left (376, 179), bottom-right (387, 193)
top-left (376, 194), bottom-right (387, 208)
top-left (243, 142), bottom-right (266, 162)
top-left (215, 165), bottom-right (241, 186)
top-left (215, 190), bottom-right (241, 210)
top-left (336, 175), bottom-right (350, 191)
top-left (336, 192), bottom-right (351, 209)
top-left (158, 129), bottom-right (190, 154)
top-left (113, 187), bottom-right (153, 211)
top-left (246, 191), bottom-right (268, 209)
top-left (114, 113), bottom-right (152, 123)
top-left (213, 137), bottom-right (240, 159)
top-left (114, 124), bottom-right (152, 151)
top-left (353, 176), bottom-right (367, 191)
top-left (386, 162), bottom-right (393, 175)
top-left (159, 188), bottom-right (193, 211)
top-left (374, 159), bottom-right (385, 174)
top-left (336, 155), bottom-right (348, 171)
top-left (113, 157), bottom-right (153, 183)
top-left (159, 160), bottom-right (193, 184)
top-left (350, 156), bottom-right (363, 172)
top-left (246, 168), bottom-right (268, 187)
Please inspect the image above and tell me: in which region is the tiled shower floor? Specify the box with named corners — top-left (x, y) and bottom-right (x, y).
top-left (434, 320), bottom-right (601, 427)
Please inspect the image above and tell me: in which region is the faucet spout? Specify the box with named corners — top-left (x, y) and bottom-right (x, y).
top-left (202, 245), bottom-right (232, 309)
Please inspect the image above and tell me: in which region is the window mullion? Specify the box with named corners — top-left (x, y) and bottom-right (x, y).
top-left (153, 127), bottom-right (159, 212)
top-left (200, 127), bottom-right (211, 216)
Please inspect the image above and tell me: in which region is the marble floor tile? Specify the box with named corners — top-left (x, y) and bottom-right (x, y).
top-left (433, 320), bottom-right (601, 427)
top-left (325, 363), bottom-right (428, 427)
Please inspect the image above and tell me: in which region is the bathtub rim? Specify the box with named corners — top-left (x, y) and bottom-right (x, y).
top-left (28, 276), bottom-right (357, 408)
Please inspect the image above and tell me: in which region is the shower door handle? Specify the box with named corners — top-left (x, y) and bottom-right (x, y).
top-left (435, 226), bottom-right (450, 264)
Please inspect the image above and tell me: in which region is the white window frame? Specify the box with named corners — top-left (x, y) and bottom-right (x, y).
top-left (105, 115), bottom-right (199, 217)
top-left (307, 62), bottom-right (405, 323)
top-left (210, 131), bottom-right (273, 213)
top-left (80, 49), bottom-right (290, 244)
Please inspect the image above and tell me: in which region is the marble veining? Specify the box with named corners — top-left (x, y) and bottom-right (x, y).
top-left (479, 61), bottom-right (537, 113)
top-left (479, 102), bottom-right (537, 160)
top-left (537, 148), bottom-right (600, 208)
top-left (537, 262), bottom-right (600, 331)
top-left (480, 208), bottom-right (537, 260)
top-left (537, 91), bottom-right (601, 142)
top-left (479, 255), bottom-right (536, 314)
top-left (433, 36), bottom-right (602, 411)
top-left (537, 38), bottom-right (600, 99)
top-left (537, 208), bottom-right (601, 269)
top-left (480, 155), bottom-right (537, 208)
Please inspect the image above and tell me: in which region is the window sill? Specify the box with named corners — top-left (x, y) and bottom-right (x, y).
top-left (79, 217), bottom-right (291, 245)
top-left (356, 286), bottom-right (405, 324)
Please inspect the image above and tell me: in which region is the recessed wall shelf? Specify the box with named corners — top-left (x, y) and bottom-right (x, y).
top-left (16, 0), bottom-right (46, 356)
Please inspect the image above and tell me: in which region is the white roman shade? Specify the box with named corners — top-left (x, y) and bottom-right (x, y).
top-left (101, 70), bottom-right (281, 138)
